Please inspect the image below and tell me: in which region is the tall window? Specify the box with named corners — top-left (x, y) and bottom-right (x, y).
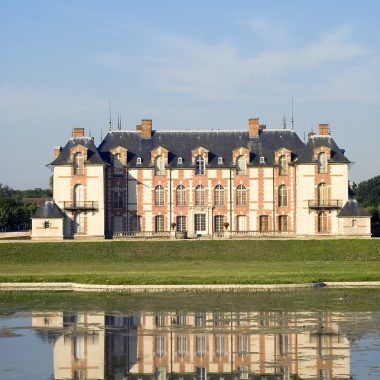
top-left (176, 216), bottom-right (186, 232)
top-left (318, 183), bottom-right (327, 206)
top-left (194, 214), bottom-right (206, 232)
top-left (279, 155), bottom-right (288, 175)
top-left (214, 185), bottom-right (224, 206)
top-left (113, 185), bottom-right (123, 208)
top-left (259, 215), bottom-right (269, 232)
top-left (318, 152), bottom-right (327, 174)
top-left (176, 185), bottom-right (186, 206)
top-left (215, 335), bottom-right (226, 357)
top-left (237, 335), bottom-right (248, 357)
top-left (195, 156), bottom-right (205, 175)
top-left (196, 367), bottom-right (207, 380)
top-left (278, 215), bottom-right (288, 232)
top-left (132, 216), bottom-right (141, 232)
top-left (154, 156), bottom-right (165, 175)
top-left (177, 335), bottom-right (187, 357)
top-left (74, 212), bottom-right (84, 234)
top-left (236, 185), bottom-right (246, 206)
top-left (155, 215), bottom-right (164, 232)
top-left (214, 215), bottom-right (224, 232)
top-left (74, 152), bottom-right (84, 175)
top-left (236, 156), bottom-right (246, 175)
top-left (318, 212), bottom-right (328, 232)
top-left (196, 336), bottom-right (206, 357)
top-left (278, 185), bottom-right (288, 207)
top-left (74, 184), bottom-right (83, 207)
top-left (113, 216), bottom-right (123, 233)
top-left (237, 215), bottom-right (247, 232)
top-left (155, 185), bottom-right (164, 206)
top-left (155, 336), bottom-right (165, 357)
top-left (113, 154), bottom-right (123, 176)
top-left (195, 185), bottom-right (205, 206)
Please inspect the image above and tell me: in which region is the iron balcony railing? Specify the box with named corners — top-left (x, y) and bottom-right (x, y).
top-left (308, 200), bottom-right (342, 209)
top-left (63, 201), bottom-right (99, 211)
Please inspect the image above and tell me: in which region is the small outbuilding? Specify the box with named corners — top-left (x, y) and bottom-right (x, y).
top-left (337, 195), bottom-right (371, 237)
top-left (31, 201), bottom-right (65, 240)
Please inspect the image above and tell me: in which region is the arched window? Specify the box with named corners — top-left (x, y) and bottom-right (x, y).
top-left (214, 185), bottom-right (224, 206)
top-left (113, 185), bottom-right (123, 208)
top-left (176, 185), bottom-right (186, 206)
top-left (113, 154), bottom-right (123, 176)
top-left (236, 185), bottom-right (246, 206)
top-left (279, 155), bottom-right (288, 175)
top-left (318, 183), bottom-right (327, 206)
top-left (278, 185), bottom-right (288, 207)
top-left (73, 152), bottom-right (84, 175)
top-left (155, 185), bottom-right (164, 206)
top-left (318, 212), bottom-right (328, 232)
top-left (155, 156), bottom-right (165, 176)
top-left (195, 156), bottom-right (205, 175)
top-left (236, 156), bottom-right (246, 175)
top-left (195, 185), bottom-right (205, 206)
top-left (73, 184), bottom-right (83, 207)
top-left (318, 152), bottom-right (327, 174)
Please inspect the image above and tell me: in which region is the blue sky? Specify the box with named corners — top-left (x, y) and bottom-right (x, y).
top-left (1, 0), bottom-right (379, 189)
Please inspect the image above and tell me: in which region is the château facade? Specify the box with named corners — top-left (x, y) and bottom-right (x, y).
top-left (32, 117), bottom-right (371, 240)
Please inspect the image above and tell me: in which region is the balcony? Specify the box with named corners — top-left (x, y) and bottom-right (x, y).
top-left (308, 200), bottom-right (342, 209)
top-left (63, 201), bottom-right (98, 211)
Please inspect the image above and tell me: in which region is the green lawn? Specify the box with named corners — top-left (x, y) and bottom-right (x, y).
top-left (0, 239), bottom-right (380, 284)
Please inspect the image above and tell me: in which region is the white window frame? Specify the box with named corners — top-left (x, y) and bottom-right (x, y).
top-left (176, 185), bottom-right (186, 206)
top-left (154, 155), bottom-right (165, 176)
top-left (236, 155), bottom-right (247, 175)
top-left (236, 185), bottom-right (246, 206)
top-left (195, 185), bottom-right (205, 206)
top-left (155, 185), bottom-right (165, 206)
top-left (195, 155), bottom-right (205, 175)
top-left (214, 215), bottom-right (224, 232)
top-left (155, 215), bottom-right (164, 232)
top-left (214, 185), bottom-right (224, 207)
top-left (278, 185), bottom-right (288, 207)
top-left (176, 216), bottom-right (186, 232)
top-left (218, 157), bottom-right (223, 165)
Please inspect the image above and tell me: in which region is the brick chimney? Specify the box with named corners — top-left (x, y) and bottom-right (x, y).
top-left (248, 118), bottom-right (260, 138)
top-left (140, 119), bottom-right (152, 139)
top-left (54, 146), bottom-right (61, 159)
top-left (319, 123), bottom-right (330, 136)
top-left (72, 128), bottom-right (85, 138)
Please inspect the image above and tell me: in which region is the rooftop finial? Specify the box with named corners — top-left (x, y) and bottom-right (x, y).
top-left (283, 113), bottom-right (287, 129)
top-left (291, 96), bottom-right (294, 130)
top-left (108, 100), bottom-right (112, 131)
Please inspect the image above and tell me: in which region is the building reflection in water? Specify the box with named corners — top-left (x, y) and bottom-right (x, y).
top-left (32, 310), bottom-right (352, 380)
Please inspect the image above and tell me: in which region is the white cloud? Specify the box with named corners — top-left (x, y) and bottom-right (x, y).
top-left (138, 24), bottom-right (371, 101)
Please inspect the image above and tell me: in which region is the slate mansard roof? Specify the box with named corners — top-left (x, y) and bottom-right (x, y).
top-left (50, 137), bottom-right (106, 166)
top-left (51, 128), bottom-right (350, 168)
top-left (32, 201), bottom-right (65, 219)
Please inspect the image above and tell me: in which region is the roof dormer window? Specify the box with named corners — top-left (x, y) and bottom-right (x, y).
top-left (136, 157), bottom-right (142, 165)
top-left (260, 156), bottom-right (265, 164)
top-left (218, 157), bottom-right (223, 165)
top-left (177, 157), bottom-right (183, 165)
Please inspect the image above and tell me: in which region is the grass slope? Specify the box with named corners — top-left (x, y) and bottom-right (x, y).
top-left (0, 240), bottom-right (380, 284)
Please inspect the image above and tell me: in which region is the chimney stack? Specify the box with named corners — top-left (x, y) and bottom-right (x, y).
top-left (319, 123), bottom-right (330, 136)
top-left (54, 146), bottom-right (61, 159)
top-left (248, 118), bottom-right (260, 138)
top-left (72, 128), bottom-right (85, 138)
top-left (140, 119), bottom-right (152, 139)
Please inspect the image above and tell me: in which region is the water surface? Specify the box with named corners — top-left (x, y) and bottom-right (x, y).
top-left (1, 289), bottom-right (380, 379)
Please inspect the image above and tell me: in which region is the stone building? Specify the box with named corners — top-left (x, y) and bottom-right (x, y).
top-left (31, 117), bottom-right (371, 240)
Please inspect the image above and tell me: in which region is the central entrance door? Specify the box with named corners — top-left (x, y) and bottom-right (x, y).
top-left (194, 214), bottom-right (206, 235)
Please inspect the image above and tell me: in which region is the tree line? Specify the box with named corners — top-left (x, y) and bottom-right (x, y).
top-left (353, 175), bottom-right (380, 227)
top-left (0, 184), bottom-right (52, 230)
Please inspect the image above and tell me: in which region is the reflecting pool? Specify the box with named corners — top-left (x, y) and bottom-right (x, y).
top-left (1, 289), bottom-right (380, 379)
